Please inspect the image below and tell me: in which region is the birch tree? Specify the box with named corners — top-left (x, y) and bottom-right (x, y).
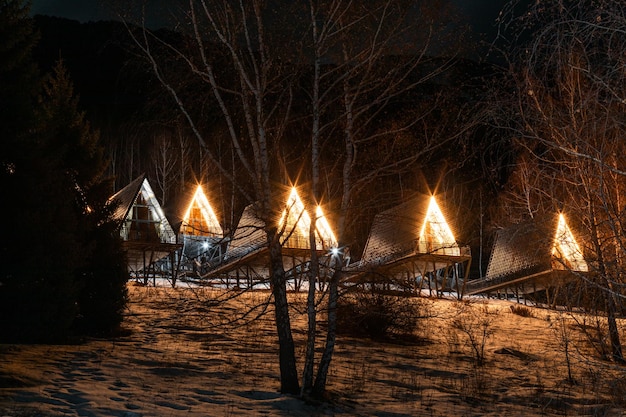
top-left (126, 0), bottom-right (302, 394)
top-left (123, 0), bottom-right (473, 396)
top-left (496, 0), bottom-right (626, 362)
top-left (301, 0), bottom-right (478, 396)
top-left (151, 132), bottom-right (179, 206)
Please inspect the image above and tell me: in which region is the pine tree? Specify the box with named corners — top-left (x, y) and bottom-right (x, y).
top-left (0, 59), bottom-right (86, 342)
top-left (37, 60), bottom-right (129, 338)
top-left (0, 0), bottom-right (78, 343)
top-left (0, 19), bottom-right (128, 341)
top-left (75, 178), bottom-right (129, 336)
top-left (0, 0), bottom-right (39, 152)
top-left (38, 60), bottom-right (108, 188)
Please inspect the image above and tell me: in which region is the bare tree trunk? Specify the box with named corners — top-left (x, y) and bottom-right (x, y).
top-left (152, 133), bottom-right (178, 207)
top-left (177, 127), bottom-right (190, 193)
top-left (586, 179), bottom-right (623, 362)
top-left (302, 224), bottom-right (319, 395)
top-left (605, 294), bottom-right (624, 362)
top-left (313, 259), bottom-right (341, 396)
top-left (268, 231), bottom-right (300, 394)
top-left (301, 0), bottom-right (323, 394)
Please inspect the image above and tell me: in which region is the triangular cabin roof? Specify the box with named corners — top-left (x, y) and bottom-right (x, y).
top-left (360, 194), bottom-right (461, 265)
top-left (180, 185), bottom-right (223, 238)
top-left (486, 213), bottom-right (588, 281)
top-left (110, 175), bottom-right (145, 226)
top-left (108, 175), bottom-right (176, 244)
top-left (226, 203), bottom-right (268, 259)
top-left (226, 188), bottom-right (337, 259)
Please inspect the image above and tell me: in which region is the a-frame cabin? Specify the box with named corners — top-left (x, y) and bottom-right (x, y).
top-left (109, 175), bottom-right (181, 283)
top-left (198, 187), bottom-right (338, 289)
top-left (347, 194), bottom-right (471, 295)
top-left (464, 213), bottom-right (588, 300)
top-left (177, 185), bottom-right (225, 270)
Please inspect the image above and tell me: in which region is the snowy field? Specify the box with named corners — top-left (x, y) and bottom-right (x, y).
top-left (1, 285), bottom-right (625, 416)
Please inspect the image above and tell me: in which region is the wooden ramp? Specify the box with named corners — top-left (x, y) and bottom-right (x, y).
top-left (464, 269), bottom-right (552, 296)
top-left (196, 246), bottom-right (268, 280)
top-left (345, 249), bottom-right (471, 282)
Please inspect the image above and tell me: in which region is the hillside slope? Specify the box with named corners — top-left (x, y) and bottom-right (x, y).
top-left (1, 285), bottom-right (625, 416)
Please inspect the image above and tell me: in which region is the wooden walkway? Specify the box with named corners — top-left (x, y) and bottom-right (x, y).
top-left (464, 268), bottom-right (578, 296)
top-left (464, 270), bottom-right (552, 296)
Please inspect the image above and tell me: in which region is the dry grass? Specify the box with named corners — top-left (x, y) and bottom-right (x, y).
top-left (510, 304), bottom-right (534, 318)
top-left (0, 286), bottom-right (625, 416)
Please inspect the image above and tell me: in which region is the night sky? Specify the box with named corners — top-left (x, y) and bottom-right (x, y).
top-left (30, 0), bottom-right (176, 27)
top-left (31, 0), bottom-right (510, 40)
top-left (31, 0), bottom-right (115, 22)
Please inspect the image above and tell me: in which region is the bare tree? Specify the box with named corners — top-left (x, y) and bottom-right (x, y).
top-left (176, 125), bottom-right (192, 192)
top-left (496, 0), bottom-right (626, 362)
top-left (122, 0), bottom-right (475, 397)
top-left (125, 0), bottom-right (302, 394)
top-left (301, 0), bottom-right (479, 396)
top-left (151, 132), bottom-right (179, 206)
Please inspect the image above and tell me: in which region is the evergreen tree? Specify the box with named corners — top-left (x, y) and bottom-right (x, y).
top-left (37, 60), bottom-right (108, 189)
top-left (36, 60), bottom-right (129, 338)
top-left (0, 59), bottom-right (86, 342)
top-left (0, 0), bottom-right (78, 343)
top-left (0, 8), bottom-right (128, 341)
top-left (74, 178), bottom-right (129, 336)
top-left (0, 0), bottom-right (39, 152)
top-left (2, 131), bottom-right (84, 342)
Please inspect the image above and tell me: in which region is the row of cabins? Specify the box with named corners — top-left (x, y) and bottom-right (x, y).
top-left (109, 175), bottom-right (589, 299)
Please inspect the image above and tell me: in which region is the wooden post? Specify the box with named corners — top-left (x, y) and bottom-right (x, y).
top-left (460, 257), bottom-right (471, 299)
top-left (441, 263), bottom-right (450, 296)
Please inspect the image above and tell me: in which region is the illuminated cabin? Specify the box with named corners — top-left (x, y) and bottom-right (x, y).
top-left (278, 188), bottom-right (337, 250)
top-left (350, 194), bottom-right (471, 295)
top-left (199, 187), bottom-right (338, 289)
top-left (109, 175), bottom-right (181, 283)
top-left (178, 185), bottom-right (224, 263)
top-left (465, 213), bottom-right (588, 299)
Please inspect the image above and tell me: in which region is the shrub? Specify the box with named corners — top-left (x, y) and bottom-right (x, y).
top-left (337, 291), bottom-right (425, 340)
top-left (510, 304), bottom-right (533, 318)
top-left (451, 303), bottom-right (494, 366)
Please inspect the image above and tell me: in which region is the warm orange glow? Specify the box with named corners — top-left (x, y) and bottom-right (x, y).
top-left (552, 213), bottom-right (588, 272)
top-left (284, 187), bottom-right (310, 237)
top-left (278, 187), bottom-right (337, 249)
top-left (181, 185), bottom-right (222, 237)
top-left (418, 196), bottom-right (460, 255)
top-left (315, 205), bottom-right (338, 247)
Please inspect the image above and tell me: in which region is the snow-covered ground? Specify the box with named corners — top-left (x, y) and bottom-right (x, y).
top-left (1, 285), bottom-right (625, 416)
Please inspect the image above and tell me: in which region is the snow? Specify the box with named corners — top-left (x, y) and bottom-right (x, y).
top-left (1, 285), bottom-right (625, 416)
